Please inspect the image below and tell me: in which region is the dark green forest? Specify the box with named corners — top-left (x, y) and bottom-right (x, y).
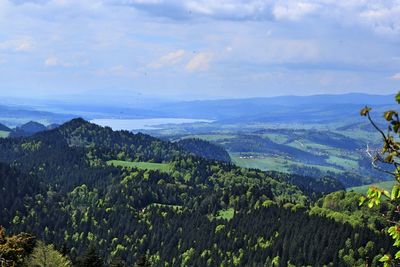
top-left (0, 119), bottom-right (395, 266)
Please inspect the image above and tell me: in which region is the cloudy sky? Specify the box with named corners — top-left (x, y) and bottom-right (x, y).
top-left (0, 0), bottom-right (399, 100)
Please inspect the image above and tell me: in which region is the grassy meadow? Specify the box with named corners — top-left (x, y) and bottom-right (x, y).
top-left (0, 131), bottom-right (10, 138)
top-left (348, 181), bottom-right (396, 194)
top-left (107, 160), bottom-right (171, 172)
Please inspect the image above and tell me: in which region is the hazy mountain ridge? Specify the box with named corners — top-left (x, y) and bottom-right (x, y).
top-left (0, 122), bottom-right (11, 132)
top-left (151, 93), bottom-right (395, 122)
top-left (176, 138), bottom-right (232, 163)
top-left (0, 93), bottom-right (393, 125)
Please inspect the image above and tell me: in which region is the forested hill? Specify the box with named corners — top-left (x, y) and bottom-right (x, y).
top-left (176, 138), bottom-right (232, 163)
top-left (0, 122), bottom-right (11, 131)
top-left (10, 121), bottom-right (47, 138)
top-left (0, 118), bottom-right (393, 266)
top-left (56, 118), bottom-right (185, 162)
top-left (50, 118), bottom-right (227, 163)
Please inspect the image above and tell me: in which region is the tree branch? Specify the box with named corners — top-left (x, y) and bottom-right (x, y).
top-left (367, 112), bottom-right (389, 143)
top-left (365, 144), bottom-right (396, 176)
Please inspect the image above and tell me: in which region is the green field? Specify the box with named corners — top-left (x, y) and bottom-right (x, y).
top-left (260, 133), bottom-right (289, 144)
top-left (0, 131), bottom-right (10, 138)
top-left (181, 134), bottom-right (236, 142)
top-left (232, 154), bottom-right (289, 172)
top-left (107, 160), bottom-right (171, 172)
top-left (146, 119), bottom-right (389, 186)
top-left (348, 181), bottom-right (396, 194)
top-left (326, 155), bottom-right (359, 170)
top-left (231, 153), bottom-right (342, 174)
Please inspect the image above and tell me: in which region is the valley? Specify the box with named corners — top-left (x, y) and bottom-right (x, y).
top-left (0, 94), bottom-right (397, 266)
top-left (144, 121), bottom-right (385, 188)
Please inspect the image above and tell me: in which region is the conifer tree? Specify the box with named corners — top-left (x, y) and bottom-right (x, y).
top-left (135, 255), bottom-right (151, 267)
top-left (75, 245), bottom-right (103, 267)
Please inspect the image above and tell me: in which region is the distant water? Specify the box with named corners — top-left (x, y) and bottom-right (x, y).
top-left (91, 118), bottom-right (213, 131)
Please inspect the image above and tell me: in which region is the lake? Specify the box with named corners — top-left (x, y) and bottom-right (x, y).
top-left (90, 118), bottom-right (213, 131)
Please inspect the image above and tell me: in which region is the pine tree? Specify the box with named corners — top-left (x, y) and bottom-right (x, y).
top-left (110, 257), bottom-right (126, 267)
top-left (135, 255), bottom-right (151, 267)
top-left (75, 245), bottom-right (103, 267)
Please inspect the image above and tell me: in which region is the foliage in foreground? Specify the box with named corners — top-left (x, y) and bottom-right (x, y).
top-left (360, 91), bottom-right (400, 266)
top-left (24, 241), bottom-right (72, 267)
top-left (0, 226), bottom-right (35, 266)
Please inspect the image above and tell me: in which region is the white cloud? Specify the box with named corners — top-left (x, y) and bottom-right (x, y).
top-left (273, 2), bottom-right (318, 21)
top-left (114, 0), bottom-right (271, 19)
top-left (44, 56), bottom-right (61, 66)
top-left (391, 73), bottom-right (400, 80)
top-left (185, 0), bottom-right (269, 18)
top-left (185, 52), bottom-right (213, 72)
top-left (44, 56), bottom-right (74, 67)
top-left (148, 49), bottom-right (186, 68)
top-left (114, 0), bottom-right (400, 37)
top-left (359, 4), bottom-right (400, 36)
top-left (0, 37), bottom-right (34, 52)
top-left (15, 39), bottom-right (34, 51)
top-left (1, 0), bottom-right (400, 98)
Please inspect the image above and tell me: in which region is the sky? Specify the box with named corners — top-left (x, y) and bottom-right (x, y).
top-left (0, 0), bottom-right (400, 101)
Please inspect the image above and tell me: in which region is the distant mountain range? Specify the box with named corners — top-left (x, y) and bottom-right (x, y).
top-left (0, 93), bottom-right (396, 126)
top-left (0, 121), bottom-right (59, 138)
top-left (152, 93), bottom-right (395, 123)
top-left (0, 104), bottom-right (75, 127)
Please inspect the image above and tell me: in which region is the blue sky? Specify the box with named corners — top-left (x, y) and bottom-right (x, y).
top-left (0, 0), bottom-right (399, 100)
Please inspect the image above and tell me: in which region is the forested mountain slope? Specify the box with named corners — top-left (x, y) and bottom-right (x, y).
top-left (176, 138), bottom-right (232, 163)
top-left (9, 121), bottom-right (47, 138)
top-left (0, 119), bottom-right (393, 266)
top-left (0, 123), bottom-right (11, 132)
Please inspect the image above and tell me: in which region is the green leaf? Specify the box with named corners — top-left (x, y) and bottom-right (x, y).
top-left (385, 154), bottom-right (394, 163)
top-left (359, 196), bottom-right (366, 206)
top-left (393, 122), bottom-right (400, 133)
top-left (388, 226), bottom-right (397, 236)
top-left (391, 186), bottom-right (400, 200)
top-left (360, 106), bottom-right (371, 116)
top-left (384, 190), bottom-right (390, 198)
top-left (396, 91), bottom-right (400, 104)
top-left (396, 250), bottom-right (400, 259)
top-left (384, 110), bottom-right (398, 121)
top-left (380, 254), bottom-right (390, 262)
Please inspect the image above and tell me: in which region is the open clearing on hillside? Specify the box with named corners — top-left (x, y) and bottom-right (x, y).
top-left (231, 153), bottom-right (341, 174)
top-left (348, 181), bottom-right (396, 194)
top-left (107, 160), bottom-right (171, 172)
top-left (232, 154), bottom-right (289, 172)
top-left (0, 131), bottom-right (10, 138)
